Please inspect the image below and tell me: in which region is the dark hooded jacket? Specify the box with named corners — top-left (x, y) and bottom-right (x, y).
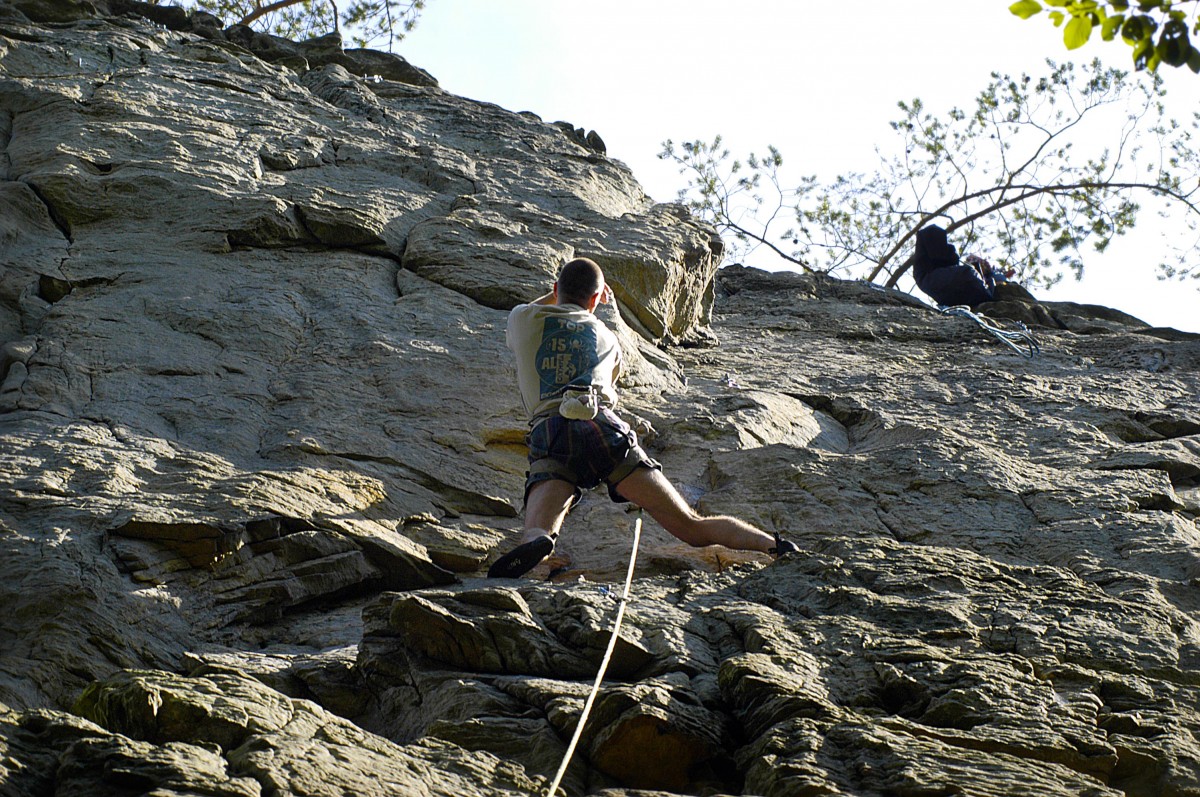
top-left (912, 225), bottom-right (994, 308)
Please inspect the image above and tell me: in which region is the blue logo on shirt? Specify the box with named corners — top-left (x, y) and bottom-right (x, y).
top-left (536, 317), bottom-right (599, 400)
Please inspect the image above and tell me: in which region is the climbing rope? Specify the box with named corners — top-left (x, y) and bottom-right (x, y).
top-left (940, 305), bottom-right (1041, 358)
top-left (543, 510), bottom-right (643, 797)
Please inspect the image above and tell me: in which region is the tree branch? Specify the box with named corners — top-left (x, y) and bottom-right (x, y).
top-left (722, 219), bottom-right (814, 272)
top-left (879, 178), bottom-right (1200, 287)
top-left (240, 0), bottom-right (303, 28)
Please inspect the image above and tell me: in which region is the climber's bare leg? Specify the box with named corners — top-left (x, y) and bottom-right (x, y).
top-left (520, 478), bottom-right (576, 544)
top-left (613, 466), bottom-right (774, 553)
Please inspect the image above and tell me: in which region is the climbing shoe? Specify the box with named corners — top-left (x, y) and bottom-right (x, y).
top-left (769, 532), bottom-right (799, 558)
top-left (487, 535), bottom-right (555, 579)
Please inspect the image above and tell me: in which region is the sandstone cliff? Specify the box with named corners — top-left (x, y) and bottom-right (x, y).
top-left (2, 2), bottom-right (1200, 796)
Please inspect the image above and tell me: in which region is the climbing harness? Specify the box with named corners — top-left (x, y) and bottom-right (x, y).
top-left (544, 510), bottom-right (643, 797)
top-left (940, 305), bottom-right (1041, 358)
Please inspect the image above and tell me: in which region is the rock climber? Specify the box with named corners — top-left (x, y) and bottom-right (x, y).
top-left (911, 224), bottom-right (1045, 318)
top-left (912, 224), bottom-right (1017, 308)
top-left (488, 256), bottom-right (798, 579)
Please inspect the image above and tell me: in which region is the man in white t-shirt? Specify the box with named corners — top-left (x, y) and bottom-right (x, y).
top-left (489, 257), bottom-right (798, 578)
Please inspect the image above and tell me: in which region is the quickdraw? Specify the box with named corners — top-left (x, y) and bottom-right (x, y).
top-left (940, 305), bottom-right (1041, 359)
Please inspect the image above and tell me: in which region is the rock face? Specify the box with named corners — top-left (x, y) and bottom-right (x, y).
top-left (2, 3), bottom-right (1200, 796)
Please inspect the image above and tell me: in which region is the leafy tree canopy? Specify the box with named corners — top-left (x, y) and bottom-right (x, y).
top-left (661, 59), bottom-right (1200, 289)
top-left (165, 0), bottom-right (425, 49)
top-left (1010, 0), bottom-right (1200, 73)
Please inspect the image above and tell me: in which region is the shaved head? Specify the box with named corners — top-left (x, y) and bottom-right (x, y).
top-left (557, 258), bottom-right (604, 306)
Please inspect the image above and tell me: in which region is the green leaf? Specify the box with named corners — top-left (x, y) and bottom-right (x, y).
top-left (1101, 13), bottom-right (1125, 40)
top-left (1160, 40), bottom-right (1186, 66)
top-left (1050, 10), bottom-right (1066, 26)
top-left (1064, 15), bottom-right (1094, 49)
top-left (1132, 37), bottom-right (1155, 69)
top-left (1159, 17), bottom-right (1192, 65)
top-left (1043, 0), bottom-right (1069, 6)
top-left (1009, 0), bottom-right (1043, 19)
top-left (1121, 14), bottom-right (1149, 44)
top-left (1187, 46), bottom-right (1200, 72)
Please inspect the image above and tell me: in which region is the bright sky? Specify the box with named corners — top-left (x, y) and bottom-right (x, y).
top-left (398, 1), bottom-right (1199, 332)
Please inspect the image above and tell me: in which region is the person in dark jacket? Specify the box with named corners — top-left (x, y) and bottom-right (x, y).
top-left (911, 224), bottom-right (995, 308)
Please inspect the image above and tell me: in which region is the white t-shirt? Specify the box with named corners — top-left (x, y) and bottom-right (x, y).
top-left (506, 302), bottom-right (623, 421)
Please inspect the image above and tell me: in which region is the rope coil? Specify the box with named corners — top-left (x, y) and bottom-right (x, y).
top-left (543, 511), bottom-right (643, 797)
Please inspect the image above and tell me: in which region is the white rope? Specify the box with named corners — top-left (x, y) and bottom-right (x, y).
top-left (940, 305), bottom-right (1041, 358)
top-left (543, 512), bottom-right (643, 797)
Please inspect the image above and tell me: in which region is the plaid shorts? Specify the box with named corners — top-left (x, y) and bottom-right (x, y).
top-left (524, 407), bottom-right (660, 505)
